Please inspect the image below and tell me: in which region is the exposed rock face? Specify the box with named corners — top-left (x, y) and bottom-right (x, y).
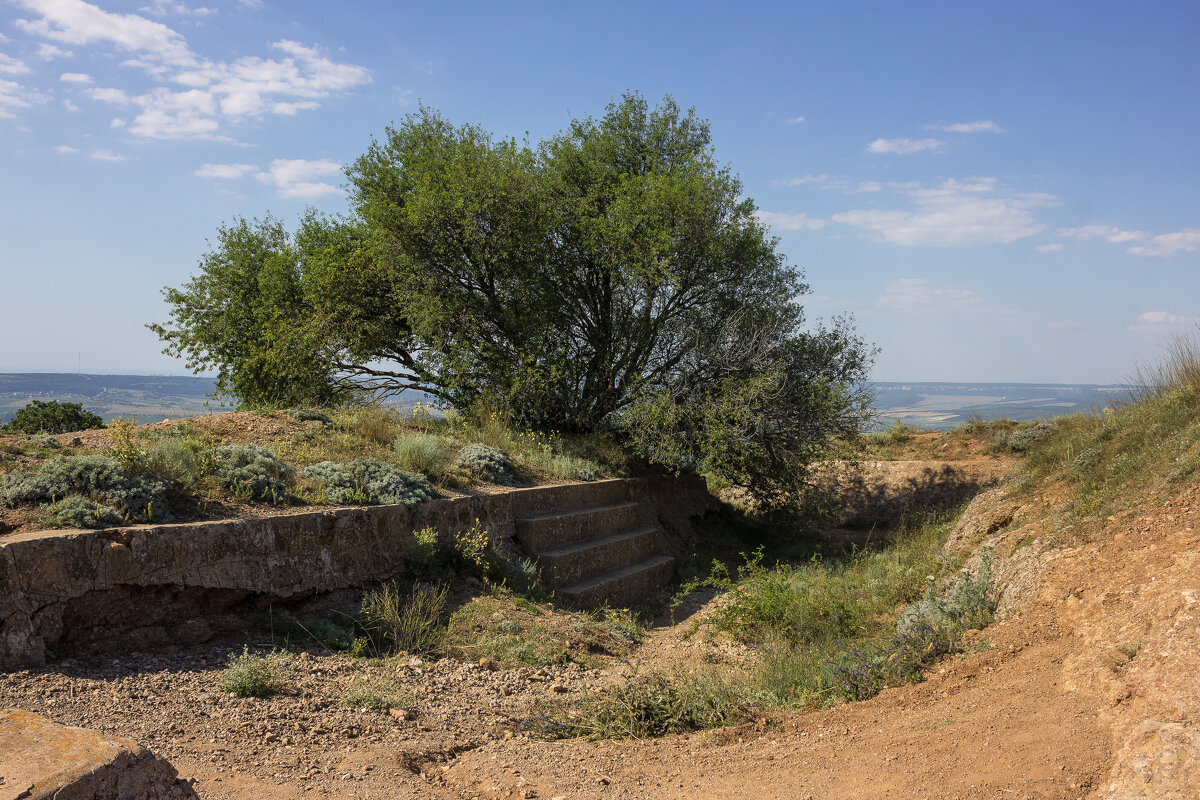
top-left (0, 708), bottom-right (196, 800)
top-left (0, 477), bottom-right (715, 668)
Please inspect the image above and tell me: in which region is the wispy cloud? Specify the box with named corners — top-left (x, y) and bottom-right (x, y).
top-left (876, 278), bottom-right (980, 312)
top-left (1128, 310), bottom-right (1200, 331)
top-left (774, 174), bottom-right (829, 187)
top-left (193, 162), bottom-right (256, 179)
top-left (59, 71), bottom-right (92, 83)
top-left (35, 43), bottom-right (72, 59)
top-left (12, 0), bottom-right (371, 138)
top-left (195, 158), bottom-right (343, 198)
top-left (1126, 228), bottom-right (1200, 258)
top-left (139, 1), bottom-right (217, 17)
top-left (832, 177), bottom-right (1058, 246)
top-left (755, 210), bottom-right (826, 231)
top-left (784, 115), bottom-right (805, 124)
top-left (1034, 243), bottom-right (1063, 253)
top-left (934, 120), bottom-right (1003, 134)
top-left (0, 52), bottom-right (32, 75)
top-left (866, 137), bottom-right (944, 154)
top-left (0, 75), bottom-right (47, 118)
top-left (1057, 224), bottom-right (1149, 243)
top-left (89, 149), bottom-right (125, 161)
top-left (54, 144), bottom-right (78, 153)
top-left (1056, 223), bottom-right (1200, 257)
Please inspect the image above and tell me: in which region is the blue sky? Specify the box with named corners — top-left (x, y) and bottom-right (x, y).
top-left (1, 0), bottom-right (1197, 382)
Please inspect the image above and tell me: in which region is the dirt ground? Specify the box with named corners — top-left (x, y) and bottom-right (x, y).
top-left (3, 485), bottom-right (1197, 799)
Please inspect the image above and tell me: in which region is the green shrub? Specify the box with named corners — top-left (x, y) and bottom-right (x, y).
top-left (141, 438), bottom-right (213, 489)
top-left (49, 496), bottom-right (123, 529)
top-left (212, 444), bottom-right (292, 503)
top-left (342, 676), bottom-right (413, 710)
top-left (0, 454), bottom-right (171, 522)
top-left (217, 647), bottom-right (294, 697)
top-left (358, 582), bottom-right (448, 655)
top-left (301, 458), bottom-right (434, 507)
top-left (2, 400), bottom-right (105, 434)
top-left (991, 420), bottom-right (1056, 453)
top-left (455, 443), bottom-right (517, 485)
top-left (392, 432), bottom-right (453, 478)
top-left (545, 454), bottom-right (599, 482)
top-left (286, 408), bottom-right (333, 424)
top-left (340, 405), bottom-right (402, 445)
top-left (532, 669), bottom-right (756, 740)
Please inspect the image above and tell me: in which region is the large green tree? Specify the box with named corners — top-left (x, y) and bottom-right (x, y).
top-left (153, 93), bottom-right (875, 502)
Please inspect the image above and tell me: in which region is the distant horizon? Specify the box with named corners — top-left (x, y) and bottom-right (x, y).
top-left (0, 370), bottom-right (1129, 388)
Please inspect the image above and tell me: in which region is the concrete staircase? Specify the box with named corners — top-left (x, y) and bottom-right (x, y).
top-left (509, 480), bottom-right (675, 608)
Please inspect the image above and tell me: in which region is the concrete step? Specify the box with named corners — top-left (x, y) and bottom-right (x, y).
top-left (536, 527), bottom-right (660, 587)
top-left (559, 554), bottom-right (675, 608)
top-left (515, 501), bottom-right (645, 552)
top-left (507, 480), bottom-right (627, 517)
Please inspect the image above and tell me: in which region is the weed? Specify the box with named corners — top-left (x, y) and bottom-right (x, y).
top-left (217, 647), bottom-right (294, 697)
top-left (342, 675), bottom-right (413, 710)
top-left (358, 582), bottom-right (448, 655)
top-left (392, 432), bottom-right (454, 479)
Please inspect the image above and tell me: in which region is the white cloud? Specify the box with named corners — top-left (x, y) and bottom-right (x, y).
top-left (936, 120), bottom-right (1003, 134)
top-left (89, 149), bottom-right (125, 161)
top-left (196, 158), bottom-right (344, 198)
top-left (14, 0), bottom-right (370, 138)
top-left (755, 210), bottom-right (826, 231)
top-left (62, 99), bottom-right (81, 111)
top-left (775, 174), bottom-right (829, 187)
top-left (14, 0), bottom-right (197, 69)
top-left (784, 115), bottom-right (805, 124)
top-left (254, 158), bottom-right (343, 198)
top-left (36, 43), bottom-right (73, 59)
top-left (55, 144), bottom-right (78, 153)
top-left (866, 137), bottom-right (944, 154)
top-left (0, 76), bottom-right (48, 117)
top-left (0, 52), bottom-right (32, 75)
top-left (1128, 311), bottom-right (1200, 331)
top-left (876, 278), bottom-right (980, 313)
top-left (59, 71), bottom-right (92, 83)
top-left (193, 162), bottom-right (256, 179)
top-left (110, 116), bottom-right (125, 127)
top-left (0, 33), bottom-right (9, 44)
top-left (1126, 228), bottom-right (1200, 258)
top-left (1057, 224), bottom-right (1149, 243)
top-left (1034, 243), bottom-right (1063, 253)
top-left (832, 177), bottom-right (1058, 246)
top-left (139, 1), bottom-right (217, 17)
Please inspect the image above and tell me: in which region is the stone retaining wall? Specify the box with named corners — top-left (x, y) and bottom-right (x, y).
top-left (0, 475), bottom-right (717, 669)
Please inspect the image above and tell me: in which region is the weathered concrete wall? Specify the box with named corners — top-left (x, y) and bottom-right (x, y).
top-left (0, 477), bottom-right (715, 668)
top-left (0, 708), bottom-right (196, 799)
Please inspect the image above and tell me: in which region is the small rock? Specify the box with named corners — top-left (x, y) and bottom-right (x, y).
top-left (388, 708), bottom-right (411, 721)
top-left (479, 657), bottom-right (496, 671)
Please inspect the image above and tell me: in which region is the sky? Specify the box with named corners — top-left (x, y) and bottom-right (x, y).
top-left (0, 0), bottom-right (1197, 383)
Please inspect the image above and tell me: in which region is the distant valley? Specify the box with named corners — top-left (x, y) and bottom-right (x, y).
top-left (0, 373), bottom-right (1127, 431)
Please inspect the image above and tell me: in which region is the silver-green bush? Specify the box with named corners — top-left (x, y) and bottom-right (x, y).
top-left (0, 454), bottom-right (171, 522)
top-left (455, 443), bottom-right (517, 485)
top-left (301, 458), bottom-right (434, 507)
top-left (49, 496), bottom-right (124, 529)
top-left (212, 444), bottom-right (293, 503)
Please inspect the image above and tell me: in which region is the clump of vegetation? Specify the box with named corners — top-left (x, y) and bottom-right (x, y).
top-left (990, 420), bottom-right (1056, 453)
top-left (285, 408), bottom-right (333, 424)
top-left (217, 647), bottom-right (294, 697)
top-left (455, 443), bottom-right (517, 485)
top-left (2, 400), bottom-right (105, 435)
top-left (301, 458), bottom-right (434, 506)
top-left (868, 421), bottom-right (916, 447)
top-left (358, 582), bottom-right (448, 655)
top-left (48, 496), bottom-right (124, 529)
top-left (392, 432), bottom-right (454, 480)
top-left (212, 444), bottom-right (293, 503)
top-left (342, 675), bottom-right (413, 710)
top-left (140, 437), bottom-right (214, 490)
top-left (0, 454), bottom-right (172, 523)
top-left (537, 509), bottom-right (995, 738)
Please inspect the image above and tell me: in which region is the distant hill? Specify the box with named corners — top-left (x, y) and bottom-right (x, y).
top-left (1, 373), bottom-right (1126, 431)
top-left (0, 373), bottom-right (230, 425)
top-left (869, 381), bottom-right (1127, 431)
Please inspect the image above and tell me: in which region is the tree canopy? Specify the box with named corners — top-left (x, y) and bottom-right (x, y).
top-left (2, 400), bottom-right (105, 435)
top-left (152, 93), bottom-right (875, 502)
